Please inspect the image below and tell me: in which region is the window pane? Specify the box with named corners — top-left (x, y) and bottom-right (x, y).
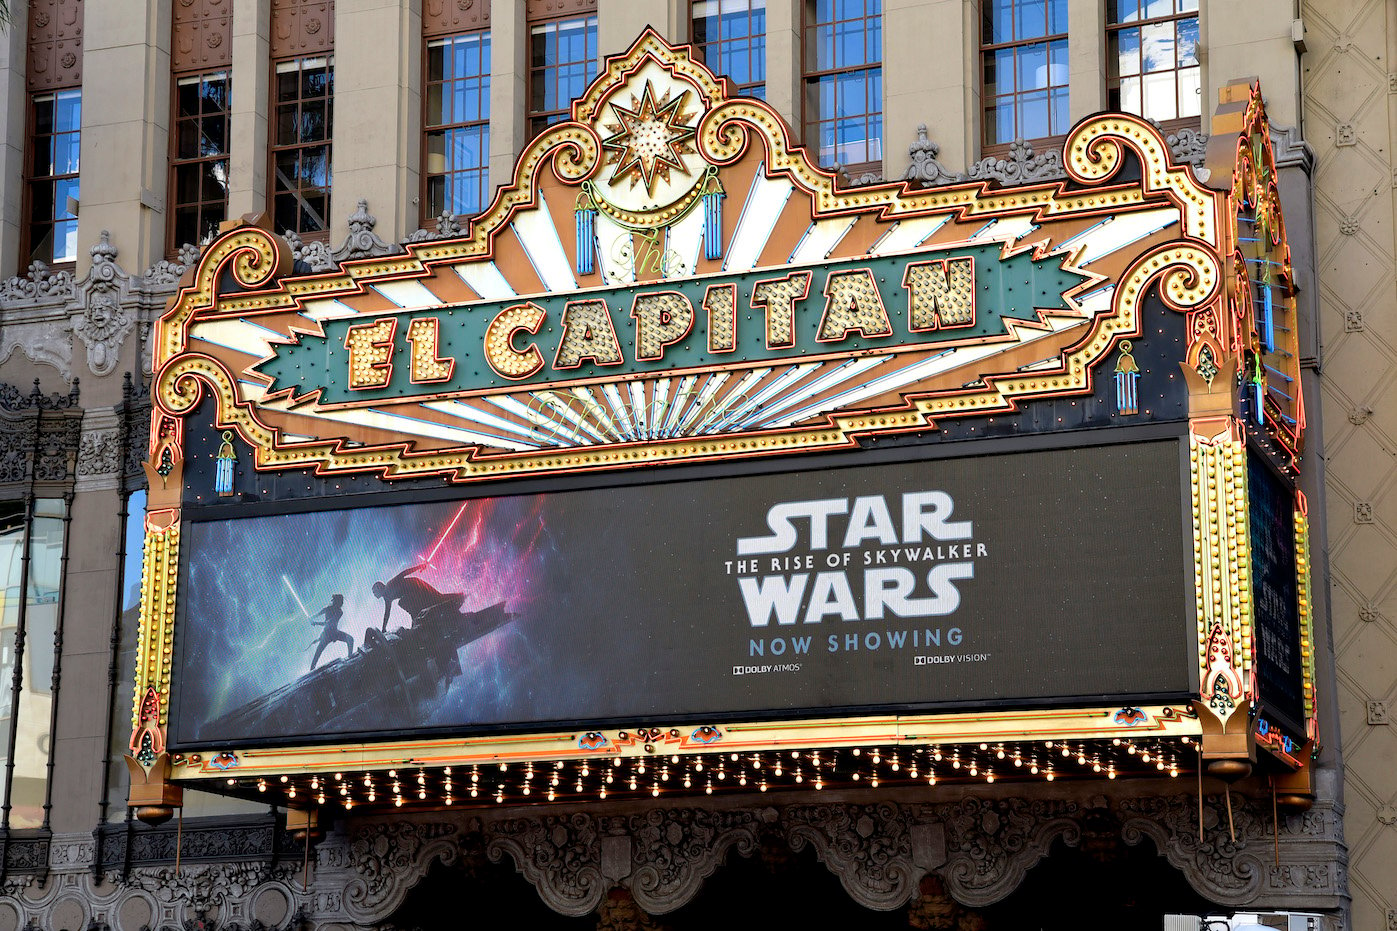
top-left (428, 42), bottom-right (446, 82)
top-left (178, 79), bottom-right (202, 118)
top-left (1177, 65), bottom-right (1201, 117)
top-left (1017, 0), bottom-right (1048, 40)
top-left (1118, 74), bottom-right (1141, 113)
top-left (1141, 21), bottom-right (1174, 72)
top-left (1142, 69), bottom-right (1177, 120)
top-left (8, 504), bottom-right (65, 829)
top-left (426, 175), bottom-right (447, 218)
top-left (54, 91), bottom-right (81, 132)
top-left (1019, 89), bottom-right (1049, 139)
top-left (1177, 16), bottom-right (1199, 66)
top-left (202, 160), bottom-right (230, 201)
top-left (1018, 42), bottom-right (1048, 89)
top-left (1114, 26), bottom-right (1141, 78)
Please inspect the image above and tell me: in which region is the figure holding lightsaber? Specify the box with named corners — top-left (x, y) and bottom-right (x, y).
top-left (308, 594), bottom-right (355, 669)
top-left (371, 564), bottom-right (464, 632)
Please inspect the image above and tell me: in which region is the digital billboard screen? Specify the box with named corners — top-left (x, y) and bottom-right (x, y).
top-left (1248, 453), bottom-right (1306, 734)
top-left (170, 440), bottom-right (1196, 748)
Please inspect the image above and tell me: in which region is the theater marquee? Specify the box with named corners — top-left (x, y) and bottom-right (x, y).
top-left (126, 34), bottom-right (1316, 818)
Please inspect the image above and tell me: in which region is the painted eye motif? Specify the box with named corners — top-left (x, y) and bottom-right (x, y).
top-left (578, 731), bottom-right (610, 751)
top-left (1113, 707), bottom-right (1147, 726)
top-left (690, 725), bottom-right (722, 744)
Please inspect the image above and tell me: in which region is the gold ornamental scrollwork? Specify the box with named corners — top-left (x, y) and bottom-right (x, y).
top-left (158, 225), bottom-right (289, 370)
top-left (1066, 115), bottom-right (1219, 244)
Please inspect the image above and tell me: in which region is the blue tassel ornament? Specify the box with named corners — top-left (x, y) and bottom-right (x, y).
top-left (214, 430), bottom-right (237, 496)
top-left (575, 191), bottom-right (597, 276)
top-left (701, 172), bottom-right (724, 262)
top-left (1113, 340), bottom-right (1139, 415)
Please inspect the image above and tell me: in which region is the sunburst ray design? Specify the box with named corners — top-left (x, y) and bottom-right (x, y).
top-left (601, 81), bottom-right (697, 193)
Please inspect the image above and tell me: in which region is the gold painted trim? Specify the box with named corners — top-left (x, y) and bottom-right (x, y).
top-left (1190, 433), bottom-right (1252, 724)
top-left (132, 521), bottom-right (180, 732)
top-left (155, 236), bottom-right (1219, 484)
top-left (1295, 506), bottom-right (1316, 726)
top-left (169, 704), bottom-right (1201, 781)
top-left (152, 34), bottom-right (1226, 485)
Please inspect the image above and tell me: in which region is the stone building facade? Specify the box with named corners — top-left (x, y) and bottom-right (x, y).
top-left (0, 1), bottom-right (1382, 929)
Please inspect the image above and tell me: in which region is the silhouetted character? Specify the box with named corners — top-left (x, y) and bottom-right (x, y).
top-left (371, 564), bottom-right (464, 631)
top-left (309, 594), bottom-right (354, 669)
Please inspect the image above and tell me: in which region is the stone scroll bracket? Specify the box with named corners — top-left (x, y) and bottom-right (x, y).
top-left (0, 790), bottom-right (1347, 929)
top-left (302, 791), bottom-right (1345, 929)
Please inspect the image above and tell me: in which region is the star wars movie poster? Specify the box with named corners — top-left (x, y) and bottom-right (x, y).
top-left (171, 440), bottom-right (1195, 748)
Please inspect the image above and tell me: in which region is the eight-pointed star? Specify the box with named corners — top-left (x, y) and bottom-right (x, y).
top-left (601, 81), bottom-right (697, 195)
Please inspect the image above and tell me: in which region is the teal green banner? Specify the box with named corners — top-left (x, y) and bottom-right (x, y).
top-left (257, 242), bottom-right (1085, 405)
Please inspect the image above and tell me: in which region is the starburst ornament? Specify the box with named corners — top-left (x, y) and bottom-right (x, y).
top-left (601, 81), bottom-right (697, 195)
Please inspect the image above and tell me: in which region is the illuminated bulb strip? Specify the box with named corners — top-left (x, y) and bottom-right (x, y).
top-left (252, 736), bottom-right (1195, 810)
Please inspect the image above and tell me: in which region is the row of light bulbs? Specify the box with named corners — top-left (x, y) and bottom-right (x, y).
top-left (219, 736), bottom-right (1193, 811)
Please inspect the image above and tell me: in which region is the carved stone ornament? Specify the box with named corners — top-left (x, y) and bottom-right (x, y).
top-left (903, 124), bottom-right (960, 186)
top-left (283, 230), bottom-right (337, 273)
top-left (903, 123), bottom-right (1210, 191)
top-left (963, 139), bottom-right (1066, 186)
top-left (142, 243), bottom-right (202, 289)
top-left (0, 379), bottom-right (82, 486)
top-left (0, 792), bottom-right (1349, 929)
top-left (71, 231), bottom-right (135, 376)
top-left (401, 213), bottom-right (465, 244)
top-left (0, 260), bottom-right (76, 302)
top-left (76, 427), bottom-right (120, 477)
top-left (1165, 125), bottom-right (1210, 166)
top-left (332, 199), bottom-right (402, 264)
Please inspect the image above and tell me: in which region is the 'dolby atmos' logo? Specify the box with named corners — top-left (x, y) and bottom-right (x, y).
top-left (726, 490), bottom-right (986, 658)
